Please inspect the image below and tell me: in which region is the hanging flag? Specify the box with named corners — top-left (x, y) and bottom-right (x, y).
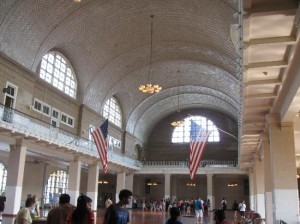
top-left (189, 120), bottom-right (211, 180)
top-left (91, 119), bottom-right (109, 173)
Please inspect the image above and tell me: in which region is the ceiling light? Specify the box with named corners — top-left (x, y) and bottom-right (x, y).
top-left (139, 15), bottom-right (162, 93)
top-left (74, 0), bottom-right (81, 2)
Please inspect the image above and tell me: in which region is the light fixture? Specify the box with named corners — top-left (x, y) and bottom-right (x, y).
top-left (139, 15), bottom-right (162, 94)
top-left (227, 182), bottom-right (238, 187)
top-left (98, 180), bottom-right (109, 184)
top-left (74, 0), bottom-right (81, 2)
top-left (186, 183), bottom-right (196, 187)
top-left (171, 76), bottom-right (184, 127)
top-left (147, 181), bottom-right (159, 186)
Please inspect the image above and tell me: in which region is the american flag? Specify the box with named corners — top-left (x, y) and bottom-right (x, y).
top-left (91, 119), bottom-right (109, 173)
top-left (189, 120), bottom-right (211, 180)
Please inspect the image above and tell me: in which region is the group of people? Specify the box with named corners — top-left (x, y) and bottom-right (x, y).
top-left (12, 189), bottom-right (134, 224)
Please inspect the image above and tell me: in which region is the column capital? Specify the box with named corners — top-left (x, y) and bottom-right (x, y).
top-left (281, 122), bottom-right (294, 128)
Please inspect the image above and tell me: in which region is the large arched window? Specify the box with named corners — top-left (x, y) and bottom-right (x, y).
top-left (0, 162), bottom-right (7, 194)
top-left (45, 170), bottom-right (69, 204)
top-left (172, 116), bottom-right (220, 143)
top-left (103, 97), bottom-right (122, 127)
top-left (39, 52), bottom-right (77, 98)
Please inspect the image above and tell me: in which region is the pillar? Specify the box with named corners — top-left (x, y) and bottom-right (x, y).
top-left (206, 174), bottom-right (215, 210)
top-left (262, 134), bottom-right (273, 224)
top-left (116, 172), bottom-right (126, 203)
top-left (68, 158), bottom-right (82, 205)
top-left (267, 114), bottom-right (299, 223)
top-left (171, 176), bottom-right (177, 201)
top-left (253, 157), bottom-right (265, 218)
top-left (3, 139), bottom-right (27, 224)
top-left (125, 173), bottom-right (134, 208)
top-left (164, 173), bottom-right (171, 199)
top-left (87, 164), bottom-right (99, 211)
top-left (248, 171), bottom-right (255, 211)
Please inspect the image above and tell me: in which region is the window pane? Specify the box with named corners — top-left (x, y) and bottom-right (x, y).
top-left (39, 52), bottom-right (77, 98)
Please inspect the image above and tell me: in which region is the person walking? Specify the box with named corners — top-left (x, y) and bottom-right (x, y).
top-left (239, 200), bottom-right (246, 219)
top-left (194, 197), bottom-right (204, 224)
top-left (221, 197), bottom-right (227, 211)
top-left (232, 200), bottom-right (239, 217)
top-left (46, 194), bottom-right (75, 224)
top-left (103, 189), bottom-right (133, 224)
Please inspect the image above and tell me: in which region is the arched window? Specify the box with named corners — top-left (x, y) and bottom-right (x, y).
top-left (39, 52), bottom-right (77, 98)
top-left (172, 116), bottom-right (220, 143)
top-left (103, 97), bottom-right (122, 127)
top-left (45, 170), bottom-right (69, 204)
top-left (0, 162), bottom-right (7, 194)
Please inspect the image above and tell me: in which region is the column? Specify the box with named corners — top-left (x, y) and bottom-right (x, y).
top-left (253, 157), bottom-right (265, 218)
top-left (125, 173), bottom-right (134, 208)
top-left (248, 171), bottom-right (255, 211)
top-left (116, 172), bottom-right (126, 203)
top-left (3, 139), bottom-right (27, 224)
top-left (267, 114), bottom-right (299, 223)
top-left (171, 176), bottom-right (177, 201)
top-left (164, 173), bottom-right (171, 199)
top-left (262, 134), bottom-right (273, 224)
top-left (87, 164), bottom-right (99, 212)
top-left (206, 174), bottom-right (215, 210)
top-left (68, 158), bottom-right (82, 205)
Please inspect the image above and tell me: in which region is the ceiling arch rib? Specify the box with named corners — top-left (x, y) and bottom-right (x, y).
top-left (131, 93), bottom-right (238, 142)
top-left (126, 85), bottom-right (239, 135)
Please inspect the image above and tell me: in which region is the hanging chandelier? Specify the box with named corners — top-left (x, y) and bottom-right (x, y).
top-left (139, 15), bottom-right (162, 93)
top-left (171, 77), bottom-right (184, 127)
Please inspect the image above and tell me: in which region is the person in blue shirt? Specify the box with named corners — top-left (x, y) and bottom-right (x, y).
top-left (103, 189), bottom-right (133, 224)
top-left (165, 207), bottom-right (183, 224)
top-left (195, 197), bottom-right (204, 224)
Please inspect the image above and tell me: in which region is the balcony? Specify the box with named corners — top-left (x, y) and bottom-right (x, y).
top-left (0, 105), bottom-right (142, 170)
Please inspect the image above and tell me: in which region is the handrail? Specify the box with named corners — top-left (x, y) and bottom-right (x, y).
top-left (0, 105), bottom-right (142, 170)
top-left (143, 160), bottom-right (238, 167)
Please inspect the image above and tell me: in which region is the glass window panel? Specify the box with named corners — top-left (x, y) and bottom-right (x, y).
top-left (39, 52), bottom-right (77, 99)
top-left (45, 73), bottom-right (51, 83)
top-left (48, 54), bottom-right (54, 63)
top-left (53, 78), bottom-right (58, 87)
top-left (40, 69), bottom-right (45, 79)
top-left (58, 82), bottom-right (63, 90)
top-left (59, 72), bottom-right (65, 82)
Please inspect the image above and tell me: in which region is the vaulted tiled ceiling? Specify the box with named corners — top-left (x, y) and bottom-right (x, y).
top-left (0, 0), bottom-right (299, 169)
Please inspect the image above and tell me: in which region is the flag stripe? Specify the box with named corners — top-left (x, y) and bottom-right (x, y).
top-left (91, 119), bottom-right (109, 173)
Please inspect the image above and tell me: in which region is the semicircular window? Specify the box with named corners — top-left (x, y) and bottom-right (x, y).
top-left (172, 116), bottom-right (220, 143)
top-left (103, 97), bottom-right (122, 128)
top-left (39, 52), bottom-right (77, 98)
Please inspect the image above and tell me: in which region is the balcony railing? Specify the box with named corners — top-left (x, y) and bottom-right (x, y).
top-left (0, 105), bottom-right (142, 170)
top-left (0, 105), bottom-right (238, 171)
top-left (143, 160), bottom-right (238, 168)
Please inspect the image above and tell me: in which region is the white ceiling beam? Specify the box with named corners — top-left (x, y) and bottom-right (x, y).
top-left (245, 93), bottom-right (277, 99)
top-left (244, 36), bottom-right (296, 48)
top-left (245, 61), bottom-right (288, 70)
top-left (245, 79), bottom-right (281, 86)
top-left (243, 105), bottom-right (271, 110)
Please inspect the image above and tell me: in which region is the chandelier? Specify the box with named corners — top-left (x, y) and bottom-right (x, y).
top-left (139, 15), bottom-right (162, 93)
top-left (171, 77), bottom-right (184, 127)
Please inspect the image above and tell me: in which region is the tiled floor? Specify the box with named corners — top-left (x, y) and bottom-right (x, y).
top-left (96, 209), bottom-right (243, 224)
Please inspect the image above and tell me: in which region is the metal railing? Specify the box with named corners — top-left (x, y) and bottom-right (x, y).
top-left (143, 160), bottom-right (238, 168)
top-left (0, 105), bottom-right (142, 170)
top-left (0, 104), bottom-right (238, 171)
